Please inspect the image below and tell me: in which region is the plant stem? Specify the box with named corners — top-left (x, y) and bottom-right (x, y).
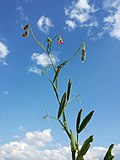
top-left (72, 151), bottom-right (76, 160)
top-left (30, 28), bottom-right (47, 52)
top-left (58, 119), bottom-right (71, 139)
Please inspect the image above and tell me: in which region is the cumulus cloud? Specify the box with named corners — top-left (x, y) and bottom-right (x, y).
top-left (0, 129), bottom-right (120, 160)
top-left (103, 0), bottom-right (120, 40)
top-left (0, 41), bottom-right (9, 65)
top-left (37, 16), bottom-right (54, 34)
top-left (64, 0), bottom-right (98, 31)
top-left (24, 129), bottom-right (52, 147)
top-left (31, 53), bottom-right (59, 68)
top-left (65, 20), bottom-right (77, 31)
top-left (28, 66), bottom-right (42, 75)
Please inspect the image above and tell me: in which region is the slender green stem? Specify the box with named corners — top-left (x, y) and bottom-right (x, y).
top-left (30, 28), bottom-right (47, 52)
top-left (43, 72), bottom-right (60, 104)
top-left (52, 83), bottom-right (61, 105)
top-left (72, 151), bottom-right (76, 160)
top-left (77, 133), bottom-right (78, 143)
top-left (58, 119), bottom-right (71, 139)
top-left (49, 115), bottom-right (71, 139)
top-left (52, 35), bottom-right (58, 41)
top-left (47, 53), bottom-right (57, 73)
top-left (67, 46), bottom-right (81, 64)
top-left (30, 28), bottom-right (57, 73)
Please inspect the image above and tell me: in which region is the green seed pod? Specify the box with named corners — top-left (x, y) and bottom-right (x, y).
top-left (57, 92), bottom-right (67, 119)
top-left (78, 111), bottom-right (94, 133)
top-left (79, 135), bottom-right (93, 157)
top-left (81, 42), bottom-right (86, 63)
top-left (104, 144), bottom-right (114, 160)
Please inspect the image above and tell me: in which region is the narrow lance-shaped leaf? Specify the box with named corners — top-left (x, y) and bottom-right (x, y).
top-left (78, 111), bottom-right (94, 133)
top-left (104, 144), bottom-right (114, 160)
top-left (78, 135), bottom-right (93, 157)
top-left (53, 60), bottom-right (68, 83)
top-left (67, 79), bottom-right (72, 101)
top-left (57, 92), bottom-right (67, 119)
top-left (76, 109), bottom-right (82, 133)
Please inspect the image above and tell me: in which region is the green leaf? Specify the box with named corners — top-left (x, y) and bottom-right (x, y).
top-left (67, 79), bottom-right (72, 101)
top-left (79, 135), bottom-right (93, 157)
top-left (78, 111), bottom-right (94, 133)
top-left (76, 109), bottom-right (82, 133)
top-left (53, 60), bottom-right (67, 83)
top-left (57, 92), bottom-right (67, 119)
top-left (104, 144), bottom-right (114, 160)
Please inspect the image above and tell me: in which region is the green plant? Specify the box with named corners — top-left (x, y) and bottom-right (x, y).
top-left (22, 24), bottom-right (114, 160)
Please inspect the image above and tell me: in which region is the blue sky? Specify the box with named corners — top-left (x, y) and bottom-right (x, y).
top-left (0, 0), bottom-right (120, 159)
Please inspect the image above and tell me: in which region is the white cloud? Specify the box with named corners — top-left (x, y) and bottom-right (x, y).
top-left (28, 66), bottom-right (42, 75)
top-left (0, 129), bottom-right (120, 160)
top-left (16, 6), bottom-right (28, 21)
top-left (37, 16), bottom-right (54, 34)
top-left (0, 41), bottom-right (9, 65)
top-left (31, 53), bottom-right (58, 67)
top-left (24, 129), bottom-right (52, 147)
top-left (103, 0), bottom-right (120, 40)
top-left (65, 20), bottom-right (77, 31)
top-left (64, 0), bottom-right (97, 30)
top-left (0, 42), bottom-right (9, 59)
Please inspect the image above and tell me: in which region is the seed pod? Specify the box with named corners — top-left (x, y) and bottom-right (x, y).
top-left (79, 135), bottom-right (93, 157)
top-left (104, 144), bottom-right (114, 160)
top-left (81, 42), bottom-right (86, 63)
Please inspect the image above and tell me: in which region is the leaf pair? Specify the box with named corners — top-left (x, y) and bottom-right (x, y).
top-left (76, 109), bottom-right (94, 134)
top-left (57, 79), bottom-right (72, 119)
